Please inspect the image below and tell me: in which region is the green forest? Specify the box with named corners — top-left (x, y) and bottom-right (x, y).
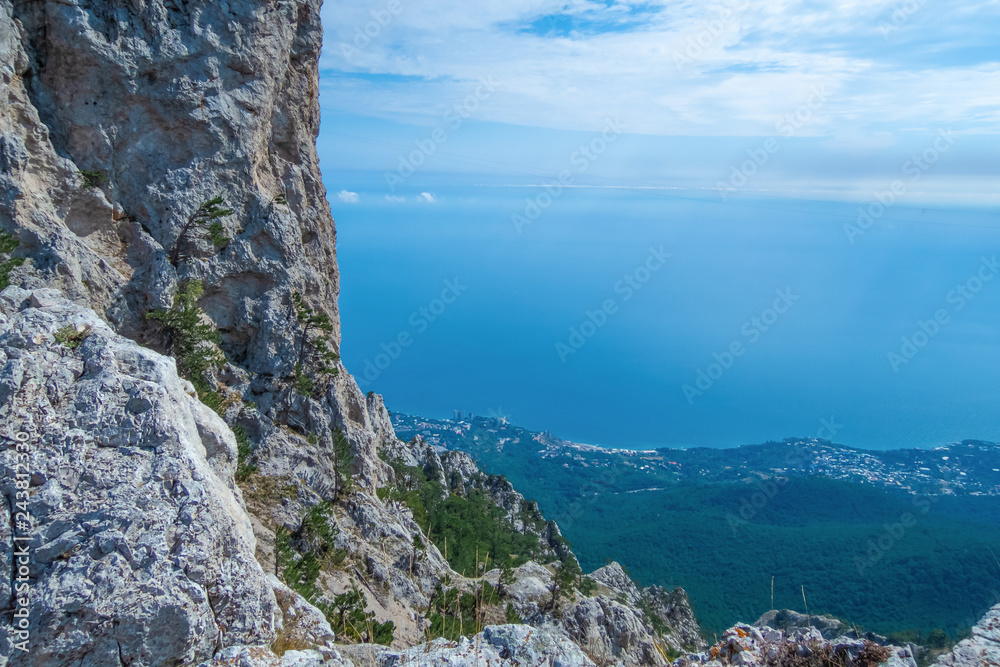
top-left (565, 478), bottom-right (1000, 638)
top-left (436, 432), bottom-right (1000, 639)
top-left (378, 459), bottom-right (553, 576)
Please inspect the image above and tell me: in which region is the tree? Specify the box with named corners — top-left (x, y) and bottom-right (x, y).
top-left (550, 557), bottom-right (582, 609)
top-left (497, 558), bottom-right (516, 598)
top-left (291, 292), bottom-right (339, 395)
top-left (333, 422), bottom-right (354, 500)
top-left (169, 196), bottom-right (233, 266)
top-left (146, 279), bottom-right (225, 380)
top-left (926, 628), bottom-right (950, 649)
top-left (324, 588), bottom-right (394, 645)
top-left (0, 231), bottom-right (25, 290)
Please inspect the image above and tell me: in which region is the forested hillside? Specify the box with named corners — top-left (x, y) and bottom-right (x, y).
top-left (394, 414), bottom-right (1000, 638)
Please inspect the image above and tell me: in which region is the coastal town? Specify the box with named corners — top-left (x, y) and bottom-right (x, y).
top-left (391, 412), bottom-right (1000, 497)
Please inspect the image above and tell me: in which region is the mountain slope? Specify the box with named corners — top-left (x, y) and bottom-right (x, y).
top-left (393, 413), bottom-right (1000, 638)
top-left (0, 2), bottom-right (702, 665)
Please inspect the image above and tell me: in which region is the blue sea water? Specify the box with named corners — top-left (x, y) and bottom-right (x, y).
top-left (330, 178), bottom-right (1000, 451)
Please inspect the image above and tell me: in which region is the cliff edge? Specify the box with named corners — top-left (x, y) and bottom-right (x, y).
top-left (0, 1), bottom-right (704, 665)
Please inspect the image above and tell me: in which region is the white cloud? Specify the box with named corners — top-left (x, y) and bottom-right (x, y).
top-left (338, 190), bottom-right (360, 203)
top-left (417, 192), bottom-right (437, 203)
top-left (319, 0), bottom-right (1000, 138)
top-left (385, 195), bottom-right (406, 202)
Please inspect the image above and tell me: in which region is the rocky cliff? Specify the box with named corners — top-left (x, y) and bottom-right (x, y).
top-left (1, 2), bottom-right (996, 666)
top-left (0, 1), bottom-right (706, 665)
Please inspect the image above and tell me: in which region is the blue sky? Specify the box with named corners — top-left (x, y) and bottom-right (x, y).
top-left (316, 0), bottom-right (1000, 203)
top-left (315, 2), bottom-right (1000, 449)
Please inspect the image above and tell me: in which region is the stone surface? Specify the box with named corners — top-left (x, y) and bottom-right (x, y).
top-left (754, 609), bottom-right (886, 643)
top-left (0, 288), bottom-right (277, 665)
top-left (674, 621), bottom-right (918, 667)
top-left (932, 603), bottom-right (1000, 666)
top-left (378, 624), bottom-right (597, 667)
top-left (1, 0), bottom-right (341, 364)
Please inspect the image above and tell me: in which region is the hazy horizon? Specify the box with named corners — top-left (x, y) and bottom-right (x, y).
top-left (325, 179), bottom-right (999, 451)
top-left (315, 1), bottom-right (1000, 451)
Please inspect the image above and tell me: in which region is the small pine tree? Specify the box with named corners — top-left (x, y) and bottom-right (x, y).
top-left (0, 231), bottom-right (25, 290)
top-left (169, 196), bottom-right (233, 266)
top-left (232, 425), bottom-right (257, 482)
top-left (333, 423), bottom-right (354, 500)
top-left (327, 589), bottom-right (380, 641)
top-left (146, 279), bottom-right (225, 380)
top-left (498, 558), bottom-right (516, 598)
top-left (80, 169), bottom-right (107, 188)
top-left (291, 292), bottom-right (339, 396)
top-left (579, 575), bottom-right (598, 597)
top-left (550, 557), bottom-right (582, 609)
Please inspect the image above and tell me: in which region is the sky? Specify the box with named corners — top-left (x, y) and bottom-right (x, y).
top-left (315, 1), bottom-right (1000, 450)
top-left (316, 0), bottom-right (1000, 202)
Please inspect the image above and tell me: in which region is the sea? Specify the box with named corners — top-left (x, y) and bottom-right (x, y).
top-left (329, 177), bottom-right (1000, 451)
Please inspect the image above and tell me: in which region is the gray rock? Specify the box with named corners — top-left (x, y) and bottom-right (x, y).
top-left (754, 608), bottom-right (887, 643)
top-left (932, 603), bottom-right (1000, 666)
top-left (590, 562), bottom-right (642, 604)
top-left (674, 620), bottom-right (917, 667)
top-left (1, 0), bottom-right (341, 364)
top-left (0, 288), bottom-right (278, 665)
top-left (556, 596), bottom-right (667, 666)
top-left (378, 624), bottom-right (597, 667)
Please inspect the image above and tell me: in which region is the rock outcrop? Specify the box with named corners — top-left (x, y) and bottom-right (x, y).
top-left (675, 622), bottom-right (918, 667)
top-left (0, 288), bottom-right (277, 664)
top-left (0, 284), bottom-right (702, 666)
top-left (2, 0), bottom-right (340, 356)
top-left (754, 609), bottom-right (887, 643)
top-left (378, 625), bottom-right (597, 667)
top-left (549, 562), bottom-right (705, 667)
top-left (932, 603), bottom-right (1000, 666)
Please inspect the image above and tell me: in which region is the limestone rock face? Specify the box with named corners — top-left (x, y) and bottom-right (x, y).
top-left (377, 625), bottom-right (598, 667)
top-left (932, 603), bottom-right (1000, 666)
top-left (557, 596), bottom-right (666, 667)
top-left (641, 585), bottom-right (705, 651)
top-left (0, 288), bottom-right (277, 665)
top-left (753, 609), bottom-right (886, 643)
top-left (1, 0), bottom-right (339, 366)
top-left (545, 562), bottom-right (704, 666)
top-left (675, 622), bottom-right (918, 667)
top-left (590, 562), bottom-right (642, 603)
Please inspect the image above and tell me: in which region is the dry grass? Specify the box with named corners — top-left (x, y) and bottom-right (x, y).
top-left (239, 473), bottom-right (299, 522)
